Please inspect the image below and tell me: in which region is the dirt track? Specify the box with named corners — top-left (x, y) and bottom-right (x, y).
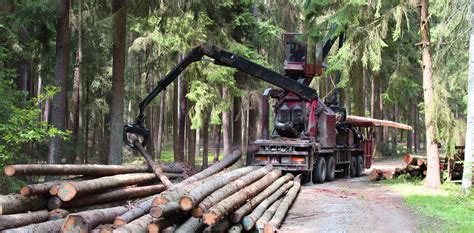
top-left (279, 159), bottom-right (419, 232)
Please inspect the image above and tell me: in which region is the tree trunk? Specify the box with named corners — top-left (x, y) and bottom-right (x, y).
top-left (0, 194), bottom-right (47, 215)
top-left (0, 210), bottom-right (49, 231)
top-left (108, 0), bottom-right (126, 165)
top-left (2, 219), bottom-right (64, 233)
top-left (420, 0), bottom-right (441, 189)
top-left (193, 165), bottom-right (272, 218)
top-left (179, 166), bottom-right (257, 211)
top-left (222, 87), bottom-right (232, 155)
top-left (212, 124), bottom-right (221, 162)
top-left (4, 164), bottom-right (182, 176)
top-left (48, 0), bottom-right (72, 164)
top-left (187, 126), bottom-right (196, 169)
top-left (462, 0), bottom-right (474, 195)
top-left (16, 27), bottom-right (29, 93)
top-left (233, 97), bottom-right (242, 147)
top-left (178, 74), bottom-right (187, 162)
top-left (231, 173), bottom-right (293, 223)
top-left (351, 62), bottom-right (365, 116)
top-left (202, 111), bottom-right (210, 169)
top-left (61, 206), bottom-right (129, 232)
top-left (203, 169), bottom-right (282, 225)
top-left (53, 184), bottom-right (165, 209)
top-left (157, 91), bottom-right (166, 159)
top-left (56, 173), bottom-right (159, 201)
top-left (263, 177), bottom-right (301, 233)
top-left (173, 77), bottom-right (179, 161)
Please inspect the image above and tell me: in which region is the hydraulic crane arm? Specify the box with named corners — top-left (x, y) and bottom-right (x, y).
top-left (124, 44), bottom-right (318, 148)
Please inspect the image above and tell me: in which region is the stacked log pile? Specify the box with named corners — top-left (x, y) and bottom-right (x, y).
top-left (1, 149), bottom-right (301, 232)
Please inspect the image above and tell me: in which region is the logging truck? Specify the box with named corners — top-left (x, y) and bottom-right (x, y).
top-left (124, 32), bottom-right (412, 183)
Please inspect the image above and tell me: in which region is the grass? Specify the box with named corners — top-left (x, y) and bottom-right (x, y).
top-left (383, 178), bottom-right (474, 232)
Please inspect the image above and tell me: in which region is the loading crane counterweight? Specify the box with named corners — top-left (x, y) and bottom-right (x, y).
top-left (124, 33), bottom-right (388, 183)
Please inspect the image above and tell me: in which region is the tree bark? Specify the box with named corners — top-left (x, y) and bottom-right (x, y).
top-left (147, 214), bottom-right (188, 233)
top-left (254, 198), bottom-right (283, 231)
top-left (2, 219), bottom-right (64, 233)
top-left (149, 201), bottom-right (180, 218)
top-left (61, 206), bottom-right (129, 232)
top-left (202, 111), bottom-right (210, 169)
top-left (107, 214), bottom-right (152, 233)
top-left (178, 73), bottom-right (187, 162)
top-left (203, 169), bottom-right (282, 225)
top-left (263, 177), bottom-right (301, 233)
top-left (212, 124), bottom-right (221, 162)
top-left (0, 210), bottom-right (49, 231)
top-left (462, 0), bottom-right (474, 195)
top-left (48, 209), bottom-right (70, 220)
top-left (231, 173), bottom-right (294, 223)
top-left (179, 166), bottom-right (257, 211)
top-left (222, 87), bottom-right (232, 155)
top-left (203, 217), bottom-right (230, 233)
top-left (193, 165), bottom-right (273, 218)
top-left (351, 62), bottom-right (365, 116)
top-left (157, 91), bottom-right (166, 159)
top-left (48, 0), bottom-right (72, 164)
top-left (173, 67), bottom-right (179, 161)
top-left (420, 0), bottom-right (441, 189)
top-left (0, 194), bottom-right (47, 215)
top-left (56, 173), bottom-right (160, 201)
top-left (241, 180), bottom-right (294, 230)
top-left (108, 0), bottom-right (127, 165)
top-left (233, 97), bottom-right (242, 147)
top-left (113, 196), bottom-right (155, 226)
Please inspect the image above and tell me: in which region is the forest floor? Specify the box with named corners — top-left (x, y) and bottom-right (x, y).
top-left (279, 158), bottom-right (429, 232)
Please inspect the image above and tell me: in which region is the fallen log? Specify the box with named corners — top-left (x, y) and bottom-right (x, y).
top-left (0, 210), bottom-right (49, 231)
top-left (102, 214), bottom-right (153, 233)
top-left (61, 206), bottom-right (129, 233)
top-left (4, 164), bottom-right (182, 176)
top-left (231, 173), bottom-right (294, 223)
top-left (57, 184), bottom-right (165, 209)
top-left (203, 169), bottom-right (283, 225)
top-left (57, 173), bottom-right (159, 201)
top-left (254, 198), bottom-right (283, 231)
top-left (21, 177), bottom-right (85, 197)
top-left (203, 217), bottom-right (230, 233)
top-left (175, 217), bottom-right (205, 233)
top-left (179, 166), bottom-right (257, 211)
top-left (150, 201), bottom-right (180, 218)
top-left (0, 194), bottom-right (47, 215)
top-left (228, 223), bottom-right (243, 233)
top-left (263, 177), bottom-right (301, 233)
top-left (193, 165), bottom-right (273, 217)
top-left (2, 219), bottom-right (64, 233)
top-left (131, 134), bottom-right (173, 188)
top-left (48, 209), bottom-right (70, 220)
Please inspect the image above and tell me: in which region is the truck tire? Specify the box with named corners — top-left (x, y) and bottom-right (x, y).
top-left (313, 157), bottom-right (326, 183)
top-left (350, 156), bottom-right (356, 178)
top-left (325, 156), bottom-right (336, 181)
top-left (355, 155), bottom-right (364, 177)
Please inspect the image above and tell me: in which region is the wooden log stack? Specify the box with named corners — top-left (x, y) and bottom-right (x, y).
top-left (0, 149), bottom-right (301, 232)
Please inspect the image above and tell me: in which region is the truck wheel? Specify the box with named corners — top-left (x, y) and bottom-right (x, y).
top-left (355, 155), bottom-right (364, 177)
top-left (350, 156), bottom-right (356, 178)
top-left (313, 157), bottom-right (326, 184)
top-left (325, 156), bottom-right (336, 181)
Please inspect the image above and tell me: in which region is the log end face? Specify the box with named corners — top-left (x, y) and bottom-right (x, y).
top-left (150, 206), bottom-right (163, 218)
top-left (202, 212), bottom-right (219, 226)
top-left (192, 207), bottom-right (204, 217)
top-left (58, 183), bottom-right (77, 202)
top-left (4, 166), bottom-right (15, 176)
top-left (20, 186), bottom-right (31, 197)
top-left (113, 217), bottom-right (127, 226)
top-left (49, 185), bottom-right (59, 196)
top-left (179, 196), bottom-right (193, 211)
top-left (147, 223), bottom-right (159, 233)
top-left (242, 216), bottom-right (255, 231)
top-left (263, 224), bottom-right (277, 233)
top-left (62, 215), bottom-right (89, 233)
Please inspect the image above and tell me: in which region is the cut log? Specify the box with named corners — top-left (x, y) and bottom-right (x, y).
top-left (203, 217), bottom-right (230, 233)
top-left (2, 219), bottom-right (64, 233)
top-left (61, 206), bottom-right (129, 233)
top-left (58, 184), bottom-right (165, 209)
top-left (150, 201), bottom-right (180, 218)
top-left (102, 214), bottom-right (153, 233)
top-left (4, 164), bottom-right (181, 176)
top-left (203, 169), bottom-right (282, 225)
top-left (179, 166), bottom-right (257, 211)
top-left (228, 223), bottom-right (243, 233)
top-left (344, 115), bottom-right (413, 130)
top-left (48, 209), bottom-right (70, 220)
top-left (21, 178), bottom-right (85, 197)
top-left (263, 177), bottom-right (301, 233)
top-left (174, 217), bottom-right (205, 233)
top-left (147, 214), bottom-right (188, 233)
top-left (254, 198), bottom-right (283, 231)
top-left (113, 196), bottom-right (156, 226)
top-left (242, 181), bottom-right (294, 231)
top-left (48, 196), bottom-right (63, 210)
top-left (50, 185), bottom-right (60, 195)
top-left (57, 173), bottom-right (159, 201)
top-left (66, 200), bottom-right (129, 213)
top-left (231, 173), bottom-right (294, 223)
top-left (0, 210), bottom-right (49, 231)
top-left (0, 194), bottom-right (47, 215)
top-left (131, 134), bottom-right (173, 188)
top-left (193, 165), bottom-right (273, 217)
